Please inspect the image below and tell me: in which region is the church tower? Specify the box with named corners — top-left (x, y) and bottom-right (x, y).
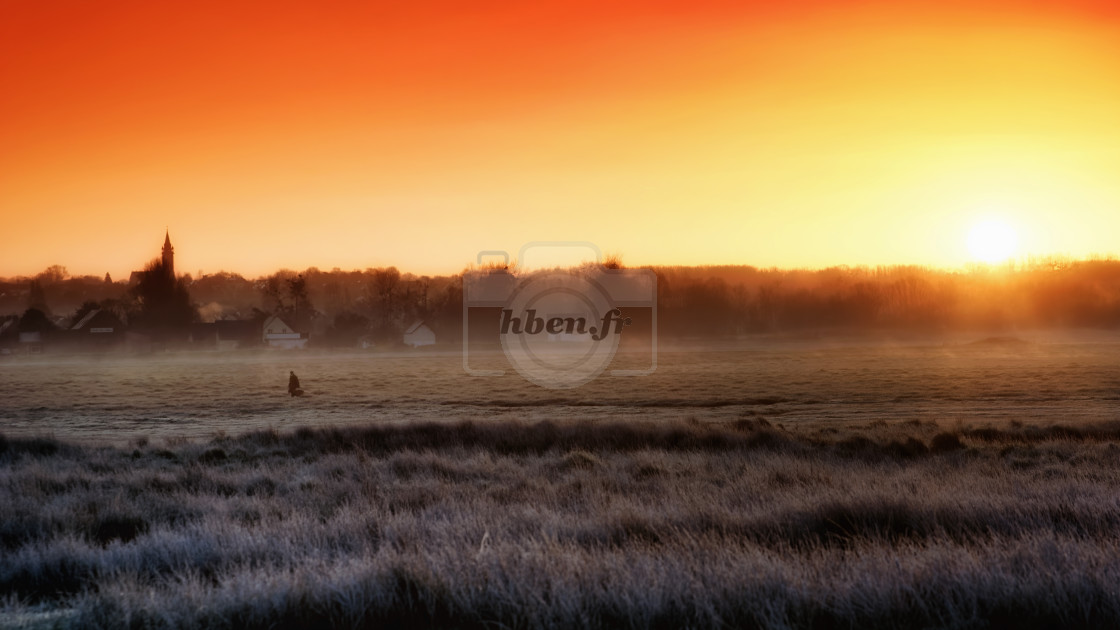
top-left (162, 230), bottom-right (175, 278)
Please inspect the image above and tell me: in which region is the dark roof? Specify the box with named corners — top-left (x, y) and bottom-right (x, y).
top-left (71, 309), bottom-right (101, 330)
top-left (404, 320), bottom-right (430, 335)
top-left (70, 309), bottom-right (124, 332)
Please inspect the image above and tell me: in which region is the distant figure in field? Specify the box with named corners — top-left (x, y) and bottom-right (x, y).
top-left (288, 371), bottom-right (304, 397)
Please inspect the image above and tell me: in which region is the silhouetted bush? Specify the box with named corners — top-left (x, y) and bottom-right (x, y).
top-left (198, 448), bottom-right (228, 464)
top-left (930, 432), bottom-right (966, 453)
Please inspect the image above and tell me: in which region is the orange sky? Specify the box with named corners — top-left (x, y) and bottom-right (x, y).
top-left (3, 0), bottom-right (1120, 279)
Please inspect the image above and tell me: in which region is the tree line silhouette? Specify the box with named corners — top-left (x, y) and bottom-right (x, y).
top-left (4, 256), bottom-right (1120, 349)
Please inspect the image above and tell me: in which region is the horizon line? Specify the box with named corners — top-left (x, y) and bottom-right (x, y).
top-left (5, 251), bottom-right (1120, 283)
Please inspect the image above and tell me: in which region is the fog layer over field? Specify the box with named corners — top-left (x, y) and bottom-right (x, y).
top-left (2, 334), bottom-right (1119, 443)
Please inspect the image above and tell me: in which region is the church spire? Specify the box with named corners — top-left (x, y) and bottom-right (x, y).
top-left (162, 229), bottom-right (174, 278)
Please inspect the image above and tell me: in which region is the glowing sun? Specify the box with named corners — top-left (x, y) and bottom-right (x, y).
top-left (967, 219), bottom-right (1018, 263)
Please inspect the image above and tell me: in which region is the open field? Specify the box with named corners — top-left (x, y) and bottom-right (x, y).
top-left (3, 335), bottom-right (1120, 628)
top-left (3, 333), bottom-right (1120, 443)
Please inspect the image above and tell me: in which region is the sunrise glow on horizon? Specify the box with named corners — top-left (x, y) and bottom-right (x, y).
top-left (3, 1), bottom-right (1120, 280)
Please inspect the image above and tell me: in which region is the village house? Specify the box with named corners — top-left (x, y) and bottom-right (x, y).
top-left (262, 314), bottom-right (309, 349)
top-left (67, 308), bottom-right (125, 350)
top-left (188, 319), bottom-right (261, 351)
top-left (403, 320), bottom-right (436, 347)
top-left (0, 318), bottom-right (21, 355)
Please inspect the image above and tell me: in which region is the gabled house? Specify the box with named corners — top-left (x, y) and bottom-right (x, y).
top-left (403, 320), bottom-right (436, 347)
top-left (70, 309), bottom-right (123, 335)
top-left (216, 319), bottom-right (260, 350)
top-left (18, 332), bottom-right (43, 354)
top-left (262, 314), bottom-right (308, 349)
top-left (188, 319), bottom-right (260, 351)
top-left (67, 308), bottom-right (125, 350)
top-left (0, 318), bottom-right (15, 355)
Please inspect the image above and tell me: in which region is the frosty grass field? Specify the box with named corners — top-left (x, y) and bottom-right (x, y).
top-left (2, 334), bottom-right (1120, 628)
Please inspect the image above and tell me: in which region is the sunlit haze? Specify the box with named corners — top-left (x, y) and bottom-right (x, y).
top-left (967, 218), bottom-right (1018, 264)
top-left (3, 0), bottom-right (1120, 279)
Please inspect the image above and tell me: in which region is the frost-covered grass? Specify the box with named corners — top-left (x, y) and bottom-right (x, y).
top-left (2, 418), bottom-right (1120, 629)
